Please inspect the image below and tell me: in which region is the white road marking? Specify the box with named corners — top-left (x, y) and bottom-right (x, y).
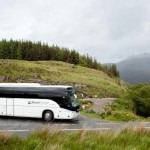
top-left (78, 121), bottom-right (98, 123)
top-left (61, 128), bottom-right (110, 131)
top-left (0, 128), bottom-right (111, 132)
top-left (0, 124), bottom-right (29, 126)
top-left (96, 123), bottom-right (122, 125)
top-left (0, 127), bottom-right (149, 133)
top-left (53, 124), bottom-right (76, 125)
top-left (0, 130), bottom-right (29, 132)
top-left (144, 127), bottom-right (150, 129)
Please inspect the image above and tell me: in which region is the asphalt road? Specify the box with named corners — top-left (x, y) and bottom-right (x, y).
top-left (0, 115), bottom-right (149, 137)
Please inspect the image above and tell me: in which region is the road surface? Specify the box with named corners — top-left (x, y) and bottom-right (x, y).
top-left (0, 115), bottom-right (149, 137)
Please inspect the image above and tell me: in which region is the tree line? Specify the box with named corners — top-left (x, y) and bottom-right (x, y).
top-left (0, 39), bottom-right (119, 77)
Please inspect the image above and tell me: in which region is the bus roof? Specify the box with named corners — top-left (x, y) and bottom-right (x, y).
top-left (0, 83), bottom-right (72, 89)
top-left (40, 85), bottom-right (72, 88)
top-left (0, 83), bottom-right (41, 87)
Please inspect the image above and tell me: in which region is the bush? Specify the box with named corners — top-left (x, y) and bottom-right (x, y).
top-left (128, 83), bottom-right (150, 117)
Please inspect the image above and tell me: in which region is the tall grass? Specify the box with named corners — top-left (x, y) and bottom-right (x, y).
top-left (0, 127), bottom-right (149, 150)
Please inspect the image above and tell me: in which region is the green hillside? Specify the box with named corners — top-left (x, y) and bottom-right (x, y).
top-left (0, 59), bottom-right (126, 97)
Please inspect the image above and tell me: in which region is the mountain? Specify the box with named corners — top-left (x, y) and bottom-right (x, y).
top-left (117, 53), bottom-right (150, 84)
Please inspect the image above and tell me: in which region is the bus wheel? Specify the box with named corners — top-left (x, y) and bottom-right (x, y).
top-left (43, 111), bottom-right (54, 122)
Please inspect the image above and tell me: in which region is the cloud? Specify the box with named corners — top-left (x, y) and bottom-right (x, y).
top-left (0, 0), bottom-right (150, 63)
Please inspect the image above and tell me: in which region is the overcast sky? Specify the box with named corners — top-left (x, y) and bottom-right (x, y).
top-left (0, 0), bottom-right (150, 63)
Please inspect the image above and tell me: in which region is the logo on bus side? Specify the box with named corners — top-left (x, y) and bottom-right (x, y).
top-left (28, 101), bottom-right (40, 104)
top-left (28, 101), bottom-right (49, 105)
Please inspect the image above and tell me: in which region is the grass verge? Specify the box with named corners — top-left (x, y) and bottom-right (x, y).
top-left (105, 98), bottom-right (144, 121)
top-left (0, 127), bottom-right (150, 150)
top-left (81, 98), bottom-right (145, 121)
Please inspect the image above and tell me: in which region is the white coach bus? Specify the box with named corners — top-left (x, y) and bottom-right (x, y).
top-left (0, 83), bottom-right (80, 121)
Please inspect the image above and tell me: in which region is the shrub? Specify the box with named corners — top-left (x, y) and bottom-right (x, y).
top-left (128, 83), bottom-right (150, 117)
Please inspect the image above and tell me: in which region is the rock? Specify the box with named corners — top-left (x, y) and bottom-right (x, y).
top-left (82, 105), bottom-right (86, 110)
top-left (0, 76), bottom-right (6, 81)
top-left (32, 74), bottom-right (39, 79)
top-left (94, 95), bottom-right (98, 98)
top-left (97, 108), bottom-right (106, 119)
top-left (96, 109), bottom-right (106, 115)
top-left (105, 107), bottom-right (112, 115)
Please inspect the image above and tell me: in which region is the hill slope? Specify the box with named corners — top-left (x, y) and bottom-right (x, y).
top-left (117, 53), bottom-right (150, 84)
top-left (0, 59), bottom-right (126, 97)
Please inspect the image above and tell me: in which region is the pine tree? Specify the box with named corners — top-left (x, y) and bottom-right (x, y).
top-left (16, 43), bottom-right (22, 60)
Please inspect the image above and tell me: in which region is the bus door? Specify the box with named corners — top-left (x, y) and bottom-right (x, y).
top-left (6, 98), bottom-right (14, 116)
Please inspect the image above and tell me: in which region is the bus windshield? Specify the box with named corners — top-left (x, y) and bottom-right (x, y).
top-left (68, 91), bottom-right (79, 107)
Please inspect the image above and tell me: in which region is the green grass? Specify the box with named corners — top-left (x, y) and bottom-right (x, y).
top-left (0, 59), bottom-right (127, 97)
top-left (0, 127), bottom-right (150, 150)
top-left (81, 111), bottom-right (102, 119)
top-left (105, 98), bottom-right (144, 121)
top-left (80, 98), bottom-right (145, 121)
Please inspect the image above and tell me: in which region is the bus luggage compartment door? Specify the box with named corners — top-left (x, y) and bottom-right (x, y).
top-left (6, 98), bottom-right (14, 116)
top-left (0, 98), bottom-right (7, 115)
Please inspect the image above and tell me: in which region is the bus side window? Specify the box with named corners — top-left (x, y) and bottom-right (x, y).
top-left (50, 97), bottom-right (63, 107)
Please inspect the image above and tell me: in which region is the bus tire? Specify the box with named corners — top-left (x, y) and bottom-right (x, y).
top-left (43, 110), bottom-right (54, 122)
